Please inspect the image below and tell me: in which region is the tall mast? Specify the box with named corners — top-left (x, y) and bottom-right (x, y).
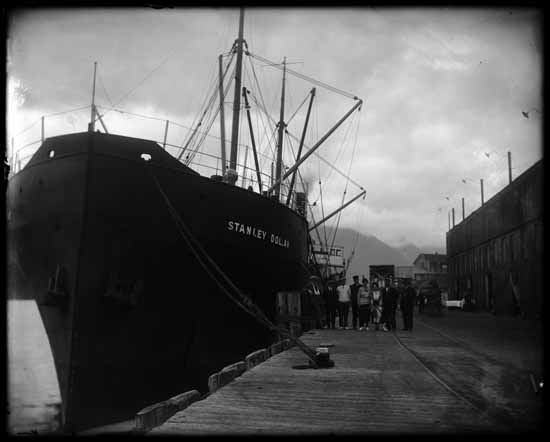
top-left (88, 61), bottom-right (97, 132)
top-left (228, 8), bottom-right (245, 184)
top-left (274, 57), bottom-right (287, 200)
top-left (218, 54), bottom-right (227, 175)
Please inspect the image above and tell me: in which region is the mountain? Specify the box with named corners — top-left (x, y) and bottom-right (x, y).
top-left (397, 243), bottom-right (422, 264)
top-left (398, 243), bottom-right (447, 264)
top-left (312, 227), bottom-right (410, 279)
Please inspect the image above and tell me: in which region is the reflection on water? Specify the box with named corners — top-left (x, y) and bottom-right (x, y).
top-left (7, 300), bottom-right (61, 434)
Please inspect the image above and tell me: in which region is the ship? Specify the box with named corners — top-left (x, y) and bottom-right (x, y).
top-left (7, 9), bottom-right (364, 432)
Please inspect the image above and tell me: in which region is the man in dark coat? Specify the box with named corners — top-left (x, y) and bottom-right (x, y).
top-left (349, 275), bottom-right (362, 330)
top-left (400, 279), bottom-right (416, 331)
top-left (324, 278), bottom-right (339, 329)
top-left (384, 278), bottom-right (399, 331)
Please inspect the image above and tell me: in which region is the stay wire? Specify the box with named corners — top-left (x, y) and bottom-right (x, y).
top-left (248, 91), bottom-right (364, 191)
top-left (99, 50), bottom-right (177, 121)
top-left (145, 163), bottom-right (318, 365)
top-left (248, 52), bottom-right (358, 100)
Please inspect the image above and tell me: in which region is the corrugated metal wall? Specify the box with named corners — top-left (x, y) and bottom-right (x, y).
top-left (446, 160), bottom-right (542, 318)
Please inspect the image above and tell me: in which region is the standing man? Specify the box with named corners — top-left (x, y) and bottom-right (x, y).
top-left (401, 279), bottom-right (416, 331)
top-left (349, 275), bottom-right (362, 330)
top-left (310, 277), bottom-right (324, 328)
top-left (324, 277), bottom-right (338, 329)
top-left (385, 278), bottom-right (399, 331)
top-left (358, 276), bottom-right (371, 330)
top-left (336, 280), bottom-right (351, 329)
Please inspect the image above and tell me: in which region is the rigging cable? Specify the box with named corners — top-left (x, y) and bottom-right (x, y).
top-left (183, 52), bottom-right (236, 164)
top-left (248, 89), bottom-right (364, 192)
top-left (318, 167), bottom-right (329, 259)
top-left (247, 55), bottom-right (279, 170)
top-left (180, 49), bottom-right (236, 160)
top-left (98, 50), bottom-right (177, 122)
top-left (247, 51), bottom-right (358, 100)
top-left (329, 108), bottom-right (362, 252)
top-left (144, 162), bottom-right (319, 367)
top-left (311, 109), bottom-right (357, 207)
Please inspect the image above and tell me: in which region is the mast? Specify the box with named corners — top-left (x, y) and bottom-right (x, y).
top-left (88, 61), bottom-right (97, 132)
top-left (228, 8), bottom-right (245, 184)
top-left (286, 87), bottom-right (315, 206)
top-left (267, 98), bottom-right (363, 195)
top-left (274, 57), bottom-right (287, 200)
top-left (218, 54), bottom-right (227, 175)
top-left (243, 87), bottom-right (263, 193)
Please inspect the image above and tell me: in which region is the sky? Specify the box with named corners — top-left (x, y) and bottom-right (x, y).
top-left (6, 7), bottom-right (543, 251)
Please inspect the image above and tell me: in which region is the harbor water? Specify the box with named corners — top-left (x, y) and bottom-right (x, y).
top-left (7, 300), bottom-right (61, 434)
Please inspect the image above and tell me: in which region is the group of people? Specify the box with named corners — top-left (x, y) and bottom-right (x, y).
top-left (310, 273), bottom-right (416, 332)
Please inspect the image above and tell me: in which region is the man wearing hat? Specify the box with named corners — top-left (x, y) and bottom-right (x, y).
top-left (400, 279), bottom-right (416, 331)
top-left (349, 275), bottom-right (362, 330)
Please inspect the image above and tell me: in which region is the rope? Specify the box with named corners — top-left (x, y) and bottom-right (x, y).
top-left (286, 90), bottom-right (310, 126)
top-left (144, 162), bottom-right (319, 367)
top-left (246, 92), bottom-right (363, 191)
top-left (182, 51), bottom-right (236, 163)
top-left (97, 68), bottom-right (114, 108)
top-left (248, 52), bottom-right (359, 100)
top-left (99, 51), bottom-right (177, 121)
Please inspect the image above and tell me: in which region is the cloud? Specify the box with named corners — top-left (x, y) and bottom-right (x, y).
top-left (7, 7), bottom-right (542, 250)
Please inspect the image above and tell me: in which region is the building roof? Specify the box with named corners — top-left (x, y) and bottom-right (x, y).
top-left (413, 253), bottom-right (447, 265)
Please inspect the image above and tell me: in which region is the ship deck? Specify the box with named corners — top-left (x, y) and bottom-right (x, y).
top-left (144, 311), bottom-right (542, 435)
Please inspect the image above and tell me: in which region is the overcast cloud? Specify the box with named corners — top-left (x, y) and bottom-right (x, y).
top-left (6, 7), bottom-right (542, 251)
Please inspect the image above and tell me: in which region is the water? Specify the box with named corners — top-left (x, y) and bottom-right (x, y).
top-left (7, 300), bottom-right (61, 435)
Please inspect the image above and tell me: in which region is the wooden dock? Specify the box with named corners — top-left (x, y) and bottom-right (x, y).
top-left (149, 326), bottom-right (506, 435)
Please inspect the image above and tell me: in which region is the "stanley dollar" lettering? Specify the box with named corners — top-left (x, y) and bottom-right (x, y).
top-left (227, 221), bottom-right (290, 248)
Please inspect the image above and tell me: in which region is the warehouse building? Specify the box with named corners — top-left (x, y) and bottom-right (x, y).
top-left (446, 160), bottom-right (542, 318)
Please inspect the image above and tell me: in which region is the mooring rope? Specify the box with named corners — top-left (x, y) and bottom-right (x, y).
top-left (144, 162), bottom-right (319, 367)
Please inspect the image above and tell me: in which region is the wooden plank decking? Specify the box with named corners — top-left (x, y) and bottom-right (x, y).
top-left (150, 328), bottom-right (500, 435)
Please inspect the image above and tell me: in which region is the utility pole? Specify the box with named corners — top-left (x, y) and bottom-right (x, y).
top-left (462, 197), bottom-right (465, 221)
top-left (508, 151), bottom-right (512, 184)
top-left (480, 179), bottom-right (484, 206)
top-left (41, 116), bottom-right (45, 143)
top-left (448, 210), bottom-right (451, 230)
top-left (452, 208), bottom-right (455, 228)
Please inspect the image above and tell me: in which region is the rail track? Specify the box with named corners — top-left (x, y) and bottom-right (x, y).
top-left (390, 318), bottom-right (541, 432)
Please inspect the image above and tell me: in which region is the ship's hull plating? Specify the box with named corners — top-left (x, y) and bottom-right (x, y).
top-left (7, 132), bottom-right (309, 431)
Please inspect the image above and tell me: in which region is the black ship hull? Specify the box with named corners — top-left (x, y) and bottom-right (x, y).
top-left (7, 132), bottom-right (309, 431)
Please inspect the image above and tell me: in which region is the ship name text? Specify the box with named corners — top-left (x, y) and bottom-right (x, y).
top-left (227, 221), bottom-right (290, 249)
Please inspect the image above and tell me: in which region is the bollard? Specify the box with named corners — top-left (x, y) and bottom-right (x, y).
top-left (209, 361), bottom-right (246, 394)
top-left (245, 348), bottom-right (268, 370)
top-left (134, 390), bottom-right (200, 433)
top-left (269, 341), bottom-right (284, 357)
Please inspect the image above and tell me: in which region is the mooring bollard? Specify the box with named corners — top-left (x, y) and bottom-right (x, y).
top-left (134, 389), bottom-right (200, 433)
top-left (245, 348), bottom-right (268, 370)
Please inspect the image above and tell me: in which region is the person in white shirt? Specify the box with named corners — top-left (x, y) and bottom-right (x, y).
top-left (336, 281), bottom-right (351, 329)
